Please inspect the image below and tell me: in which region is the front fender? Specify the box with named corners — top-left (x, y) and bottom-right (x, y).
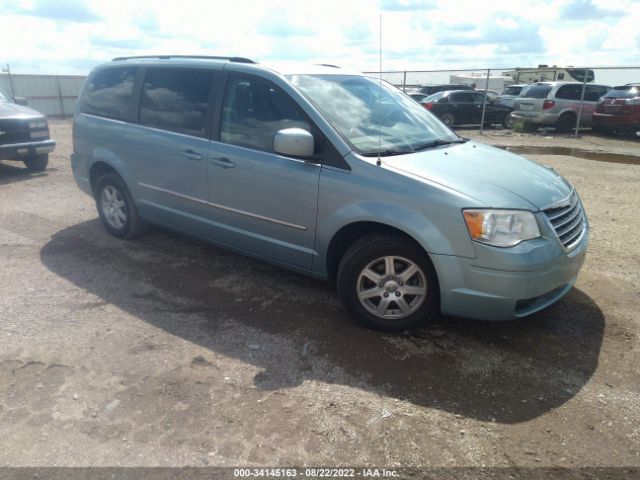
top-left (314, 199), bottom-right (476, 277)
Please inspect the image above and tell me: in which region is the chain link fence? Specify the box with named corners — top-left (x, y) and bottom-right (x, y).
top-left (365, 66), bottom-right (640, 136)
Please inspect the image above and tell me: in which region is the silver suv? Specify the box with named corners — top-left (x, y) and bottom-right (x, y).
top-left (512, 82), bottom-right (611, 132)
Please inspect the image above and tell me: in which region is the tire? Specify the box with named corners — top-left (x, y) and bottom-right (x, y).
top-left (23, 154), bottom-right (48, 172)
top-left (555, 113), bottom-right (576, 134)
top-left (337, 234), bottom-right (439, 332)
top-left (440, 112), bottom-right (455, 128)
top-left (502, 113), bottom-right (516, 129)
top-left (95, 172), bottom-right (146, 239)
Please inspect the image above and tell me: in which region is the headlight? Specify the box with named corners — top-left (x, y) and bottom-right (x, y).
top-left (463, 209), bottom-right (540, 247)
top-left (29, 120), bottom-right (48, 129)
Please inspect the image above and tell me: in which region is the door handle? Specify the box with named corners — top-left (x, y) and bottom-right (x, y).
top-left (209, 157), bottom-right (235, 169)
top-left (182, 149), bottom-right (203, 161)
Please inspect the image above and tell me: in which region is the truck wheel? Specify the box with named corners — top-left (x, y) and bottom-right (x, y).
top-left (23, 154), bottom-right (48, 172)
top-left (95, 172), bottom-right (146, 239)
top-left (337, 234), bottom-right (439, 332)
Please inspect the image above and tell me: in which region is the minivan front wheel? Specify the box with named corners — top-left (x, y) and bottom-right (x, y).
top-left (95, 173), bottom-right (146, 239)
top-left (337, 235), bottom-right (439, 331)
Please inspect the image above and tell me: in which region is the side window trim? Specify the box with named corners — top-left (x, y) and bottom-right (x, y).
top-left (135, 67), bottom-right (217, 139)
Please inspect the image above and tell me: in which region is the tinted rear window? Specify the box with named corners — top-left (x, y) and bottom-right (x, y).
top-left (555, 84), bottom-right (583, 100)
top-left (604, 86), bottom-right (640, 99)
top-left (139, 69), bottom-right (213, 138)
top-left (81, 67), bottom-right (138, 120)
top-left (522, 84), bottom-right (552, 99)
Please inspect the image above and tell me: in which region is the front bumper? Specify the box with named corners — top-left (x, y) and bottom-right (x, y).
top-left (0, 139), bottom-right (56, 160)
top-left (431, 225), bottom-right (589, 321)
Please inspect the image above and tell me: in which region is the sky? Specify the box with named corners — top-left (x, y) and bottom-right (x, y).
top-left (0, 0), bottom-right (638, 76)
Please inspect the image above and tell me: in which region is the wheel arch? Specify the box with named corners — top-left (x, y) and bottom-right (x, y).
top-left (88, 151), bottom-right (129, 196)
top-left (325, 221), bottom-right (433, 287)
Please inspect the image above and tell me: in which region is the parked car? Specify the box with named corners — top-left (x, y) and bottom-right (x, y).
top-left (72, 56), bottom-right (588, 331)
top-left (422, 90), bottom-right (514, 128)
top-left (511, 82), bottom-right (611, 133)
top-left (418, 84), bottom-right (473, 96)
top-left (592, 83), bottom-right (640, 134)
top-left (0, 88), bottom-right (55, 171)
top-left (497, 84), bottom-right (527, 108)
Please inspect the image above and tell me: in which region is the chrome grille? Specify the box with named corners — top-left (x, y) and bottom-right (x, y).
top-left (543, 191), bottom-right (586, 251)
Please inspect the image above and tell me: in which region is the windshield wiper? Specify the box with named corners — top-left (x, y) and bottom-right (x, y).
top-left (412, 138), bottom-right (467, 152)
top-left (361, 149), bottom-right (413, 157)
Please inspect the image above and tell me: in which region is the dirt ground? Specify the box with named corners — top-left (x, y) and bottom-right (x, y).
top-left (0, 120), bottom-right (638, 470)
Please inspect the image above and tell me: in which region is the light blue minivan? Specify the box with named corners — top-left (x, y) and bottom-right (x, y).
top-left (71, 56), bottom-right (588, 331)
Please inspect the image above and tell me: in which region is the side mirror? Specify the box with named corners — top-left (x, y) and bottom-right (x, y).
top-left (14, 97), bottom-right (28, 106)
top-left (273, 128), bottom-right (314, 159)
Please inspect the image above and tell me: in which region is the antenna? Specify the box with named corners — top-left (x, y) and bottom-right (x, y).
top-left (377, 14), bottom-right (382, 167)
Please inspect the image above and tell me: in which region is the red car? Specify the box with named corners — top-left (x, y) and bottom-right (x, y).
top-left (592, 83), bottom-right (640, 133)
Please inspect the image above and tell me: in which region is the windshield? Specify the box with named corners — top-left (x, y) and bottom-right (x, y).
top-left (286, 74), bottom-right (460, 156)
top-left (0, 89), bottom-right (9, 103)
top-left (502, 86), bottom-right (522, 96)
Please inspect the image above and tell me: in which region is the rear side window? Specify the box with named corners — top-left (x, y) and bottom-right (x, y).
top-left (555, 84), bottom-right (583, 100)
top-left (81, 67), bottom-right (138, 120)
top-left (139, 69), bottom-right (213, 138)
top-left (221, 78), bottom-right (309, 153)
top-left (523, 84), bottom-right (552, 99)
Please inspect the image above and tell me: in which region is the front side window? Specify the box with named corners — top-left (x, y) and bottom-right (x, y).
top-left (450, 92), bottom-right (474, 103)
top-left (140, 69), bottom-right (213, 138)
top-left (471, 93), bottom-right (487, 104)
top-left (287, 74), bottom-right (459, 155)
top-left (81, 67), bottom-right (138, 120)
top-left (221, 78), bottom-right (310, 153)
top-left (584, 85), bottom-right (610, 101)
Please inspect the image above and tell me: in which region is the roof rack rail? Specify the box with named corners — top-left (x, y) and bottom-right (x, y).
top-left (112, 55), bottom-right (256, 64)
top-left (316, 63), bottom-right (340, 68)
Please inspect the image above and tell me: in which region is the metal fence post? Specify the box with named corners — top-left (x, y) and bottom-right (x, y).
top-left (402, 71), bottom-right (407, 92)
top-left (480, 68), bottom-right (490, 134)
top-left (56, 75), bottom-right (65, 116)
top-left (574, 72), bottom-right (587, 139)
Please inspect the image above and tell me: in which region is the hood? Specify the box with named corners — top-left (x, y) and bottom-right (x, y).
top-left (0, 102), bottom-right (45, 120)
top-left (383, 141), bottom-right (571, 210)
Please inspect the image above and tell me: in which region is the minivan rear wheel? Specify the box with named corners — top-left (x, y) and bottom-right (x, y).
top-left (95, 173), bottom-right (146, 239)
top-left (555, 113), bottom-right (576, 133)
top-left (337, 235), bottom-right (439, 331)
